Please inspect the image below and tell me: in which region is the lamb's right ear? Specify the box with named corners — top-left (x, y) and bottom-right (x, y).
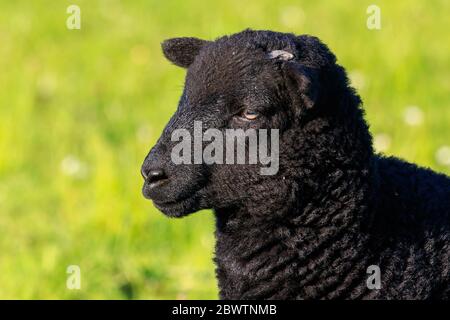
top-left (161, 37), bottom-right (209, 68)
top-left (282, 62), bottom-right (320, 110)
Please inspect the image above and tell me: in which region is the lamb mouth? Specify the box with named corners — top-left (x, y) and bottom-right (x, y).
top-left (153, 196), bottom-right (189, 207)
top-left (152, 193), bottom-right (202, 217)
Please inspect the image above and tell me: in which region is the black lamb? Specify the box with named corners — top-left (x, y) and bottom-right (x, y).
top-left (141, 29), bottom-right (450, 299)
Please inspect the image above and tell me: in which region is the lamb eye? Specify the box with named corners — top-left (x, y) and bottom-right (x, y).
top-left (241, 110), bottom-right (259, 120)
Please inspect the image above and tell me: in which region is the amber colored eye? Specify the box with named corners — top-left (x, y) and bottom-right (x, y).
top-left (242, 110), bottom-right (259, 120)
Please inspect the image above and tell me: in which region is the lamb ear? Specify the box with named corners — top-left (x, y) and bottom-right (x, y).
top-left (161, 37), bottom-right (209, 68)
top-left (283, 62), bottom-right (319, 110)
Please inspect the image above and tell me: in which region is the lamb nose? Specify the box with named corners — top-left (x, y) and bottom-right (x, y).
top-left (141, 166), bottom-right (165, 181)
top-left (146, 169), bottom-right (167, 184)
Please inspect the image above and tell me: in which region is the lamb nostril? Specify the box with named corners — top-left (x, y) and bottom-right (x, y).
top-left (147, 169), bottom-right (167, 184)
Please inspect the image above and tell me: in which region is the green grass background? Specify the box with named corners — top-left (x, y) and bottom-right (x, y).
top-left (0, 0), bottom-right (448, 299)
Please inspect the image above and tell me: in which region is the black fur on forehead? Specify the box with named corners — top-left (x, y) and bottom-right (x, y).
top-left (178, 29), bottom-right (342, 114)
top-left (162, 29), bottom-right (337, 70)
top-left (208, 29), bottom-right (337, 67)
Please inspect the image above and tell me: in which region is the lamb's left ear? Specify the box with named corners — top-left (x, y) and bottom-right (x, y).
top-left (161, 37), bottom-right (209, 68)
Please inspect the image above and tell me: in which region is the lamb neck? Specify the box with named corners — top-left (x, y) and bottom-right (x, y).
top-left (213, 166), bottom-right (378, 299)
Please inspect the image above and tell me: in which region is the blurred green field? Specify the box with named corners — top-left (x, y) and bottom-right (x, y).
top-left (0, 0), bottom-right (448, 299)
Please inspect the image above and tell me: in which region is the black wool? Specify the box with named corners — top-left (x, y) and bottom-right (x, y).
top-left (142, 29), bottom-right (450, 300)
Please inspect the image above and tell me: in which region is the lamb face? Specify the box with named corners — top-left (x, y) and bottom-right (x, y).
top-left (141, 30), bottom-right (338, 217)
